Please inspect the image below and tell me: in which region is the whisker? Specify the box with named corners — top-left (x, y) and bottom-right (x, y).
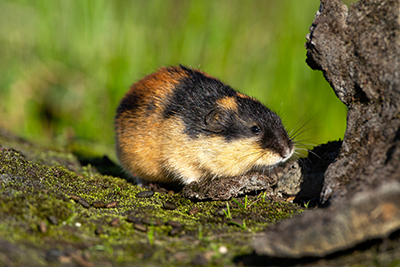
top-left (306, 149), bottom-right (320, 159)
top-left (290, 122), bottom-right (316, 141)
top-left (294, 147), bottom-right (320, 159)
top-left (293, 151), bottom-right (306, 160)
top-left (237, 150), bottom-right (262, 160)
top-left (288, 109), bottom-right (314, 137)
top-left (297, 157), bottom-right (310, 168)
top-left (248, 151), bottom-right (269, 173)
top-left (294, 147), bottom-right (312, 151)
top-left (293, 139), bottom-right (317, 145)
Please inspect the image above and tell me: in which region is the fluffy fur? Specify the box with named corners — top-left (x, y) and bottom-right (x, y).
top-left (115, 65), bottom-right (294, 184)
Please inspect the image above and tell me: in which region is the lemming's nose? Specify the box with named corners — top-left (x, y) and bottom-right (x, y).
top-left (281, 146), bottom-right (293, 159)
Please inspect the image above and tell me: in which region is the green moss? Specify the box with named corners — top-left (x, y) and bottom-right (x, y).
top-left (0, 132), bottom-right (304, 266)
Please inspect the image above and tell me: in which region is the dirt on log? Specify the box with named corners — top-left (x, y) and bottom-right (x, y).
top-left (253, 0), bottom-right (400, 260)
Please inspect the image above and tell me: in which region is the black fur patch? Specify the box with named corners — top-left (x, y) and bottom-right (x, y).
top-left (116, 90), bottom-right (142, 120)
top-left (162, 66), bottom-right (293, 157)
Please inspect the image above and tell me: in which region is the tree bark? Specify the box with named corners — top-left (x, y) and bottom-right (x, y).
top-left (305, 0), bottom-right (400, 205)
top-left (253, 0), bottom-right (400, 259)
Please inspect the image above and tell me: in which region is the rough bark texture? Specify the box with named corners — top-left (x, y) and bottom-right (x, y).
top-left (182, 172), bottom-right (278, 200)
top-left (306, 0), bottom-right (400, 205)
top-left (253, 0), bottom-right (400, 259)
top-left (254, 180), bottom-right (400, 258)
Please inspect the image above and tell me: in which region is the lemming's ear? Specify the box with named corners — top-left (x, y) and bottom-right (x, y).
top-left (204, 108), bottom-right (230, 133)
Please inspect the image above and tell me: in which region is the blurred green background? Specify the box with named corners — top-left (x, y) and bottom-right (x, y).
top-left (0, 0), bottom-right (350, 160)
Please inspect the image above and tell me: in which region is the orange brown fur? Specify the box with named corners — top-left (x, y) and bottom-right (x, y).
top-left (217, 96), bottom-right (238, 111)
top-left (115, 67), bottom-right (189, 182)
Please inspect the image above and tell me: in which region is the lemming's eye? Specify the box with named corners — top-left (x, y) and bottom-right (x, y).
top-left (251, 125), bottom-right (261, 134)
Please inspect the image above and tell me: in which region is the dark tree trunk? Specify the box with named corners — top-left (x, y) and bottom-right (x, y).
top-left (305, 0), bottom-right (400, 206)
top-left (253, 0), bottom-right (400, 260)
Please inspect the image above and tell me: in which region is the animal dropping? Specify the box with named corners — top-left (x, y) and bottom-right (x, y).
top-left (115, 65), bottom-right (294, 184)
